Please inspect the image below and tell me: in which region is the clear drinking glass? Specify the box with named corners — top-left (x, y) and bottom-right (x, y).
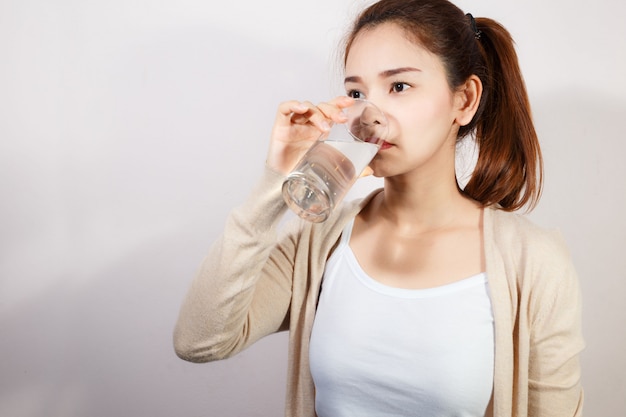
top-left (282, 99), bottom-right (388, 222)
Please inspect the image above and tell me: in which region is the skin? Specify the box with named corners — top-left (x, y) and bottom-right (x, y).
top-left (267, 22), bottom-right (485, 289)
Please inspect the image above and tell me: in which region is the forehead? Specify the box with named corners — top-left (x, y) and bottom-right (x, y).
top-left (345, 22), bottom-right (442, 76)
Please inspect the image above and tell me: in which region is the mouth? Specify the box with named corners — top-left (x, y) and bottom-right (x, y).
top-left (379, 141), bottom-right (393, 150)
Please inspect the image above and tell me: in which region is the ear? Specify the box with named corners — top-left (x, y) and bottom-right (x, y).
top-left (454, 75), bottom-right (482, 126)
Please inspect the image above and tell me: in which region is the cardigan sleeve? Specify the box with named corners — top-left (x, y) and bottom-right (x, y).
top-left (527, 231), bottom-right (585, 416)
top-left (173, 166), bottom-right (300, 363)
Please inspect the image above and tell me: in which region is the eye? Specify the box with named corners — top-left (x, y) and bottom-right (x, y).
top-left (391, 82), bottom-right (411, 93)
top-left (347, 90), bottom-right (364, 99)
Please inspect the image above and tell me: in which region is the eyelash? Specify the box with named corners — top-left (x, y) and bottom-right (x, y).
top-left (347, 89), bottom-right (363, 99)
top-left (346, 82), bottom-right (411, 99)
top-left (391, 82), bottom-right (411, 93)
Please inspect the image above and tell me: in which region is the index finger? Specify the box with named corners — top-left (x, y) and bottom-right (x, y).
top-left (316, 96), bottom-right (355, 123)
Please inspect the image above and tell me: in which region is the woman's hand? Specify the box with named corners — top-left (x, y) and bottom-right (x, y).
top-left (266, 96), bottom-right (354, 174)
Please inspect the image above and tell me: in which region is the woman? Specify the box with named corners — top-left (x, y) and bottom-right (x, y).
top-left (174, 0), bottom-right (584, 415)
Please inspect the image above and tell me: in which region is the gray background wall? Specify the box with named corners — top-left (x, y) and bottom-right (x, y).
top-left (1, 0), bottom-right (624, 415)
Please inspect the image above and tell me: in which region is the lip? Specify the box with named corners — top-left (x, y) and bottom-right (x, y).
top-left (379, 141), bottom-right (393, 150)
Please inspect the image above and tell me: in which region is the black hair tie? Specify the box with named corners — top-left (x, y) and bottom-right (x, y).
top-left (466, 13), bottom-right (482, 40)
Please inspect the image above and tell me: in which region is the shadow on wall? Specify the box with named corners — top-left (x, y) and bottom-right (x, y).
top-left (530, 90), bottom-right (626, 415)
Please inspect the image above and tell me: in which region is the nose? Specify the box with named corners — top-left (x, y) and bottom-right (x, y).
top-left (347, 100), bottom-right (388, 144)
top-left (360, 105), bottom-right (382, 127)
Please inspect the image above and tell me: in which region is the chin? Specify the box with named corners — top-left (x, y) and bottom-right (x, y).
top-left (370, 160), bottom-right (395, 178)
top-left (371, 167), bottom-right (396, 179)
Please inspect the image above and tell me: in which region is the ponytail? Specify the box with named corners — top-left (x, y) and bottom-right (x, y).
top-left (463, 18), bottom-right (543, 211)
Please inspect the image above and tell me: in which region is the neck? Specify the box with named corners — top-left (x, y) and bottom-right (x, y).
top-left (376, 170), bottom-right (472, 233)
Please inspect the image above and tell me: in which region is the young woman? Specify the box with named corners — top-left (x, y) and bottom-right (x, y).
top-left (174, 0), bottom-right (584, 416)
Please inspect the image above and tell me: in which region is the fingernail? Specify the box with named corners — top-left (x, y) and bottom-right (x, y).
top-left (321, 121), bottom-right (331, 131)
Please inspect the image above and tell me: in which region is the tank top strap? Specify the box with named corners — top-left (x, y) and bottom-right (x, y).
top-left (339, 218), bottom-right (355, 246)
top-left (324, 217), bottom-right (356, 278)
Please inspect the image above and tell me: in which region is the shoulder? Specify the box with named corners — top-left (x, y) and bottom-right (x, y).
top-left (485, 207), bottom-right (582, 326)
top-left (485, 206), bottom-right (571, 263)
top-left (484, 206), bottom-right (579, 300)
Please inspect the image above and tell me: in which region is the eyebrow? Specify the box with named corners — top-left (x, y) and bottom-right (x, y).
top-left (344, 67), bottom-right (422, 84)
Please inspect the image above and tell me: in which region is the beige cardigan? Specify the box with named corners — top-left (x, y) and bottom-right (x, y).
top-left (174, 167), bottom-right (584, 417)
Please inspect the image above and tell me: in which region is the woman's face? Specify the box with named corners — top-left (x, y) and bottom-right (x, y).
top-left (345, 22), bottom-right (466, 179)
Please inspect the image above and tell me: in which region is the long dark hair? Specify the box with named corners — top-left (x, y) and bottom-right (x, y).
top-left (343, 0), bottom-right (543, 211)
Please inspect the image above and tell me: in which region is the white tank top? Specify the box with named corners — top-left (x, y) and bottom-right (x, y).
top-left (309, 219), bottom-right (494, 417)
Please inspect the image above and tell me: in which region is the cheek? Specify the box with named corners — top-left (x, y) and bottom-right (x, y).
top-left (397, 97), bottom-right (454, 136)
top-left (423, 88), bottom-right (456, 118)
